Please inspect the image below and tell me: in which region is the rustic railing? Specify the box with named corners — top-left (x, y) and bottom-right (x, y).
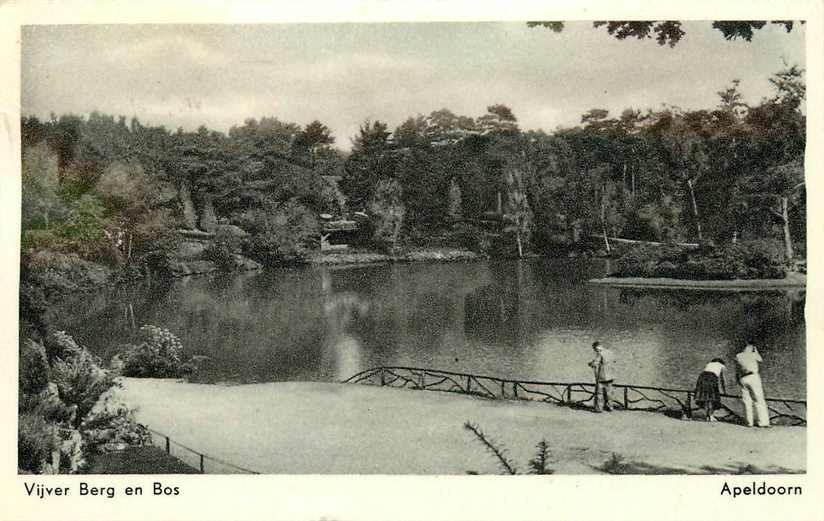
top-left (343, 366), bottom-right (806, 426)
top-left (146, 428), bottom-right (260, 474)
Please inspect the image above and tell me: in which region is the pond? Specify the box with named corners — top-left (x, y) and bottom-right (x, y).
top-left (50, 258), bottom-right (807, 399)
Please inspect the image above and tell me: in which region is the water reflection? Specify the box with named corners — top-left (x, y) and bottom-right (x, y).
top-left (319, 268), bottom-right (368, 382)
top-left (49, 259), bottom-right (806, 399)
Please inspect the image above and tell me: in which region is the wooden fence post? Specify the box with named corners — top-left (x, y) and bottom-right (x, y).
top-left (565, 386), bottom-right (571, 404)
top-left (419, 371), bottom-right (425, 389)
top-left (686, 392), bottom-right (693, 419)
top-left (380, 368), bottom-right (386, 386)
top-left (512, 382), bottom-right (518, 398)
top-left (623, 387), bottom-right (629, 409)
top-left (466, 375), bottom-right (472, 394)
top-left (200, 454), bottom-right (205, 473)
top-left (165, 436), bottom-right (170, 454)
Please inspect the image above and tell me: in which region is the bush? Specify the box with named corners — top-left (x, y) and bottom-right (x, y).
top-left (610, 241), bottom-right (787, 280)
top-left (19, 339), bottom-right (50, 398)
top-left (444, 222), bottom-right (490, 254)
top-left (202, 228), bottom-right (243, 272)
top-left (120, 325), bottom-right (194, 378)
top-left (25, 383), bottom-right (78, 425)
top-left (18, 413), bottom-right (59, 474)
top-left (44, 330), bottom-right (84, 363)
top-left (139, 230), bottom-right (183, 277)
top-left (23, 250), bottom-right (113, 298)
top-left (56, 195), bottom-right (110, 261)
top-left (81, 392), bottom-right (152, 454)
top-left (202, 241), bottom-right (236, 271)
top-left (50, 349), bottom-right (118, 428)
top-left (243, 200), bottom-right (318, 265)
top-left (21, 229), bottom-right (63, 253)
top-left (464, 422), bottom-right (554, 475)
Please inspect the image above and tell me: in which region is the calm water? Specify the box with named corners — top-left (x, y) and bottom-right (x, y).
top-left (50, 259), bottom-right (806, 399)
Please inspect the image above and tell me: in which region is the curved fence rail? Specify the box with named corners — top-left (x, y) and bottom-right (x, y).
top-left (146, 428), bottom-right (260, 474)
top-left (344, 366), bottom-right (806, 426)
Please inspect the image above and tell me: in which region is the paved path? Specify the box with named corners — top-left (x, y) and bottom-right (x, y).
top-left (120, 378), bottom-right (805, 475)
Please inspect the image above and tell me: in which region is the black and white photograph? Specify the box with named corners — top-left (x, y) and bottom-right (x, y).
top-left (15, 18), bottom-right (809, 480)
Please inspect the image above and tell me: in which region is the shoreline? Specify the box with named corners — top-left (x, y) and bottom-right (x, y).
top-left (308, 247), bottom-right (482, 265)
top-left (119, 378), bottom-right (805, 475)
top-left (589, 272), bottom-right (806, 291)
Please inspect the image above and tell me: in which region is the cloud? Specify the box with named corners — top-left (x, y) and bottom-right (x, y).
top-left (21, 22), bottom-right (806, 148)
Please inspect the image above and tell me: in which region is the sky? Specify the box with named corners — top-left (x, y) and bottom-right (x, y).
top-left (21, 22), bottom-right (805, 149)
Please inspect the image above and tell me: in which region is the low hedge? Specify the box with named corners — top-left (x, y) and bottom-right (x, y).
top-left (610, 240), bottom-right (787, 280)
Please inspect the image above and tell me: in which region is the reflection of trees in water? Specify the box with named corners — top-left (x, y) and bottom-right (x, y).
top-left (465, 286), bottom-right (519, 346)
top-left (465, 261), bottom-right (522, 347)
top-left (617, 288), bottom-right (805, 324)
top-left (616, 287), bottom-right (805, 360)
top-left (319, 268), bottom-right (369, 381)
top-left (345, 263), bottom-right (483, 360)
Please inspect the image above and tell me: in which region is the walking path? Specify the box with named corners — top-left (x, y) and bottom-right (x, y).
top-left (119, 378), bottom-right (805, 475)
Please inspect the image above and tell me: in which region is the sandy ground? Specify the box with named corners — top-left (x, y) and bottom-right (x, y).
top-left (120, 378), bottom-right (805, 475)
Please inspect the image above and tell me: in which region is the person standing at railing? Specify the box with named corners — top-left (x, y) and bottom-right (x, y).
top-left (588, 341), bottom-right (616, 413)
top-left (694, 358), bottom-right (728, 422)
top-left (735, 341), bottom-right (771, 428)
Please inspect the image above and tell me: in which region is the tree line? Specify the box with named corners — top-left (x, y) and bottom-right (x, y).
top-left (20, 65), bottom-right (805, 269)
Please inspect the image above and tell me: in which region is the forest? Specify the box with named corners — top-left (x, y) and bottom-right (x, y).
top-left (20, 64), bottom-right (806, 278)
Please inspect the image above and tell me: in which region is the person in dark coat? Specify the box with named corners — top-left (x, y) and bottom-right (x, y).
top-left (694, 358), bottom-right (728, 422)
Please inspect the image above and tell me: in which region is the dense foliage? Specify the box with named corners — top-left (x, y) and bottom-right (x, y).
top-left (610, 240), bottom-right (787, 280)
top-left (18, 330), bottom-right (150, 474)
top-left (21, 64), bottom-right (805, 272)
top-left (119, 325), bottom-right (196, 378)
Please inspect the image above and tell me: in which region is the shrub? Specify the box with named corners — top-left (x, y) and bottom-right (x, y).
top-left (81, 392), bottom-right (152, 454)
top-left (44, 330), bottom-right (84, 363)
top-left (140, 230), bottom-right (183, 277)
top-left (121, 325), bottom-right (194, 378)
top-left (245, 224), bottom-right (311, 264)
top-left (600, 452), bottom-right (628, 474)
top-left (202, 241), bottom-right (236, 271)
top-left (50, 350), bottom-right (118, 428)
top-left (25, 383), bottom-right (78, 425)
top-left (243, 201), bottom-right (318, 265)
top-left (464, 421), bottom-right (554, 475)
top-left (18, 412), bottom-right (59, 474)
top-left (202, 229), bottom-right (243, 272)
top-left (18, 405), bottom-right (83, 474)
top-left (444, 222), bottom-right (489, 254)
top-left (21, 229), bottom-right (63, 253)
top-left (57, 195), bottom-right (110, 261)
top-left (19, 339), bottom-right (50, 398)
top-left (611, 241), bottom-right (786, 280)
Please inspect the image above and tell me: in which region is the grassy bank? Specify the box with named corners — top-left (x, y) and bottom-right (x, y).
top-left (119, 379), bottom-right (805, 475)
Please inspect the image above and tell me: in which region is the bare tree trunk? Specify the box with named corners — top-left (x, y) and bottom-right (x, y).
top-left (622, 163), bottom-right (627, 198)
top-left (781, 196), bottom-right (794, 261)
top-left (515, 227), bottom-right (523, 258)
top-left (601, 182), bottom-right (611, 255)
top-left (686, 178), bottom-right (703, 241)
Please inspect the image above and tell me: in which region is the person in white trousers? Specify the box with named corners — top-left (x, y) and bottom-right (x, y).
top-left (735, 341), bottom-right (770, 428)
